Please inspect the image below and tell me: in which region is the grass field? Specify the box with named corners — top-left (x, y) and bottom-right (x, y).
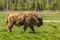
top-left (0, 13), bottom-right (60, 40)
top-left (40, 13), bottom-right (60, 20)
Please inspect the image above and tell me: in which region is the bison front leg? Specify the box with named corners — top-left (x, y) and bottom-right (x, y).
top-left (23, 25), bottom-right (28, 32)
top-left (29, 26), bottom-right (35, 33)
top-left (7, 23), bottom-right (13, 32)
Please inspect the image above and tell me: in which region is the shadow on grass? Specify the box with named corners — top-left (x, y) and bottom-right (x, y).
top-left (29, 31), bottom-right (41, 34)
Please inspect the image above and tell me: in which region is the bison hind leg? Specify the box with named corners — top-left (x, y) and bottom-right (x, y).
top-left (7, 25), bottom-right (13, 32)
top-left (7, 23), bottom-right (14, 32)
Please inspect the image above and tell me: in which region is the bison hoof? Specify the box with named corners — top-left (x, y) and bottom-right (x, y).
top-left (7, 30), bottom-right (11, 32)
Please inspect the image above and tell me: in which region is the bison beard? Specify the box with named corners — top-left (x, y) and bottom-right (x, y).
top-left (6, 11), bottom-right (43, 32)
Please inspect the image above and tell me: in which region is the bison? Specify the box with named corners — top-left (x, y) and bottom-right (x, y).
top-left (6, 11), bottom-right (43, 32)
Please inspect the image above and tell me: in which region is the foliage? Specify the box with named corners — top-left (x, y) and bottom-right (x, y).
top-left (0, 0), bottom-right (60, 11)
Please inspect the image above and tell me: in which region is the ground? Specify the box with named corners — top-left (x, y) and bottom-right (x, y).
top-left (0, 12), bottom-right (60, 40)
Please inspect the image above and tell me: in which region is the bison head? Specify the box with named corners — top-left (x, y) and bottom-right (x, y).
top-left (37, 17), bottom-right (43, 27)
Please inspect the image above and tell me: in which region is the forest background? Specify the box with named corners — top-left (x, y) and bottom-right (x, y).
top-left (0, 0), bottom-right (60, 11)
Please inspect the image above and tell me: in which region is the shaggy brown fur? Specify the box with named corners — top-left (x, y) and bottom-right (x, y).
top-left (6, 11), bottom-right (43, 32)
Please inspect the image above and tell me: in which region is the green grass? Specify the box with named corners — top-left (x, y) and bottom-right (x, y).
top-left (40, 13), bottom-right (60, 20)
top-left (0, 13), bottom-right (60, 40)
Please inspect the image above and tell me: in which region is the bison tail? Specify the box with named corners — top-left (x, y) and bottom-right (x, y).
top-left (6, 14), bottom-right (9, 25)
